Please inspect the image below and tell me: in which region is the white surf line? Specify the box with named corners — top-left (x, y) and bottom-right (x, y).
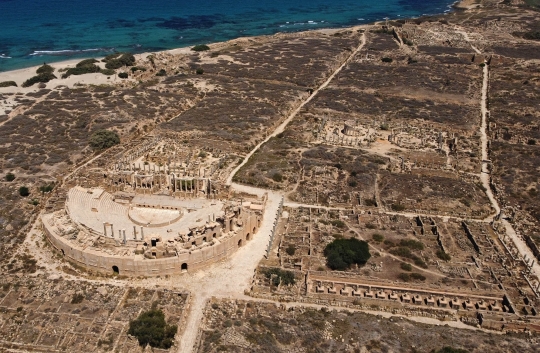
top-left (226, 32), bottom-right (367, 185)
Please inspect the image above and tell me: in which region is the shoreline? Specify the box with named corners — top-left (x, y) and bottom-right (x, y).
top-left (0, 0), bottom-right (474, 95)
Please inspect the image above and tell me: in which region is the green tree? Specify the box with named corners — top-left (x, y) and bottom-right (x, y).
top-left (323, 238), bottom-right (371, 270)
top-left (89, 130), bottom-right (120, 150)
top-left (191, 44), bottom-right (210, 51)
top-left (5, 173), bottom-right (15, 182)
top-left (128, 308), bottom-right (177, 349)
top-left (19, 186), bottom-right (30, 197)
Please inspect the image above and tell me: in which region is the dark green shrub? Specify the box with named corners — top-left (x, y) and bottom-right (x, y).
top-left (348, 180), bottom-right (358, 187)
top-left (61, 64), bottom-right (100, 78)
top-left (5, 173), bottom-right (15, 182)
top-left (39, 184), bottom-right (54, 193)
top-left (328, 220), bottom-right (344, 229)
top-left (435, 347), bottom-right (469, 353)
top-left (100, 69), bottom-right (116, 76)
top-left (410, 272), bottom-right (426, 281)
top-left (156, 69), bottom-right (167, 77)
top-left (76, 58), bottom-right (98, 67)
top-left (523, 31), bottom-right (540, 40)
top-left (118, 72), bottom-right (128, 79)
top-left (398, 273), bottom-right (410, 282)
top-left (22, 73), bottom-right (57, 87)
top-left (285, 244), bottom-right (296, 256)
top-left (399, 239), bottom-right (424, 250)
top-left (324, 238), bottom-right (371, 270)
top-left (272, 173), bottom-right (283, 182)
top-left (400, 262), bottom-right (412, 271)
top-left (196, 68), bottom-right (204, 75)
top-left (192, 44), bottom-right (210, 51)
top-left (391, 203), bottom-right (406, 211)
top-left (263, 268), bottom-right (296, 286)
top-left (372, 233), bottom-right (384, 242)
top-left (104, 53), bottom-right (136, 69)
top-left (71, 293), bottom-right (85, 304)
top-left (527, 139), bottom-right (536, 145)
top-left (436, 250), bottom-right (451, 261)
top-left (128, 309), bottom-right (177, 349)
top-left (381, 57), bottom-right (393, 63)
top-left (131, 66), bottom-right (147, 72)
top-left (0, 81), bottom-right (17, 87)
top-left (19, 186), bottom-right (30, 197)
top-left (89, 130), bottom-right (120, 150)
top-left (36, 63), bottom-right (54, 74)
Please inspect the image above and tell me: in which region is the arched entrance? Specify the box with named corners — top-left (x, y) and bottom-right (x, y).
top-left (61, 249), bottom-right (65, 256)
top-left (246, 233), bottom-right (250, 241)
top-left (112, 266), bottom-right (119, 274)
top-left (181, 263), bottom-right (188, 272)
top-left (238, 239), bottom-right (243, 247)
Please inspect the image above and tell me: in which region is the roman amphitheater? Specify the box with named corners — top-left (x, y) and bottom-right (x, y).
top-left (41, 136), bottom-right (265, 276)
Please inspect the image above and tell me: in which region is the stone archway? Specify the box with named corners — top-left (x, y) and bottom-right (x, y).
top-left (112, 265), bottom-right (119, 274)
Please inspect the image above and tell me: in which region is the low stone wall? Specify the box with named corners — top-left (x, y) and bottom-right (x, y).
top-left (42, 211), bottom-right (261, 277)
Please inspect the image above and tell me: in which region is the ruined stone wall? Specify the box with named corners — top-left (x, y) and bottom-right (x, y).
top-left (41, 210), bottom-right (262, 276)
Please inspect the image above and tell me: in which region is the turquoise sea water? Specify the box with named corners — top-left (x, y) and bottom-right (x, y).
top-left (0, 0), bottom-right (456, 72)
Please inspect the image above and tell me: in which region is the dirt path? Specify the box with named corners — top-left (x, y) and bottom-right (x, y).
top-left (477, 63), bottom-right (540, 278)
top-left (226, 33), bottom-right (367, 185)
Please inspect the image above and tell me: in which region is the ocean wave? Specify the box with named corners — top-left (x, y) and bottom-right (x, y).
top-left (29, 48), bottom-right (113, 56)
top-left (0, 54), bottom-right (11, 59)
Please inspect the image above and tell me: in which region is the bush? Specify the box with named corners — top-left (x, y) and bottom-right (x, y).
top-left (399, 239), bottom-right (424, 250)
top-left (39, 184), bottom-right (54, 193)
top-left (263, 268), bottom-right (296, 286)
top-left (196, 68), bottom-right (204, 75)
top-left (5, 173), bottom-right (15, 182)
top-left (400, 262), bottom-right (412, 271)
top-left (330, 220), bottom-right (346, 229)
top-left (398, 273), bottom-right (410, 282)
top-left (76, 58), bottom-right (98, 67)
top-left (391, 203), bottom-right (406, 211)
top-left (36, 63), bottom-right (54, 74)
top-left (128, 308), bottom-right (177, 349)
top-left (19, 186), bottom-right (30, 197)
top-left (89, 130), bottom-right (120, 150)
top-left (527, 139), bottom-right (536, 145)
top-left (410, 272), bottom-right (426, 281)
top-left (324, 238), bottom-right (371, 270)
top-left (192, 44), bottom-right (210, 51)
top-left (156, 69), bottom-right (167, 77)
top-left (0, 81), bottom-right (17, 87)
top-left (381, 57), bottom-right (393, 63)
top-left (436, 250), bottom-right (451, 261)
top-left (285, 244), bottom-right (296, 256)
top-left (435, 347), bottom-right (469, 353)
top-left (104, 53), bottom-right (136, 69)
top-left (118, 72), bottom-right (128, 79)
top-left (71, 293), bottom-right (85, 304)
top-left (61, 64), bottom-right (100, 78)
top-left (523, 31), bottom-right (540, 40)
top-left (272, 172), bottom-right (283, 182)
top-left (131, 66), bottom-right (147, 72)
top-left (372, 233), bottom-right (384, 242)
top-left (100, 69), bottom-right (116, 76)
top-left (22, 73), bottom-right (57, 87)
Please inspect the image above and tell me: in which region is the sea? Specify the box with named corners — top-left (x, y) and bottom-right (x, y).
top-left (0, 0), bottom-right (457, 72)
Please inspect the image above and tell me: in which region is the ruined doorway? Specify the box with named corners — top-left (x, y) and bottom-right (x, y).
top-left (181, 263), bottom-right (188, 272)
top-left (112, 266), bottom-right (119, 274)
top-left (238, 239), bottom-right (243, 247)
